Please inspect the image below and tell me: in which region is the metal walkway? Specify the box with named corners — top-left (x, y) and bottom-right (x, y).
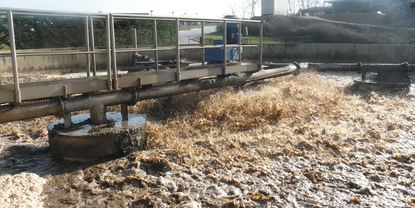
top-left (0, 8), bottom-right (263, 105)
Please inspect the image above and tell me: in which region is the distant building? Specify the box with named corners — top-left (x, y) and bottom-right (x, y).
top-left (261, 0), bottom-right (288, 16)
top-left (324, 0), bottom-right (403, 14)
top-left (122, 13), bottom-right (150, 15)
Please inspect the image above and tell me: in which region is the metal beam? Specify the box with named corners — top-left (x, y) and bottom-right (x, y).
top-left (7, 10), bottom-right (21, 105)
top-left (106, 14), bottom-right (112, 91)
top-left (176, 18), bottom-right (181, 82)
top-left (153, 19), bottom-right (159, 71)
top-left (110, 14), bottom-right (118, 90)
top-left (85, 16), bottom-right (91, 77)
top-left (89, 16), bottom-right (97, 76)
top-left (223, 20), bottom-right (227, 75)
top-left (0, 65), bottom-right (298, 123)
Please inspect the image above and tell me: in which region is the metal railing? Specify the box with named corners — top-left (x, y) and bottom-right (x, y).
top-left (0, 8), bottom-right (263, 105)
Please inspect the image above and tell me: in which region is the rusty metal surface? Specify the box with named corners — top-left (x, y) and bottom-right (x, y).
top-left (0, 65), bottom-right (299, 123)
top-left (2, 60), bottom-right (411, 124)
top-left (0, 99), bottom-right (63, 123)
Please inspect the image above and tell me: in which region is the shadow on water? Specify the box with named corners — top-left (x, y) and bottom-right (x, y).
top-left (0, 144), bottom-right (119, 177)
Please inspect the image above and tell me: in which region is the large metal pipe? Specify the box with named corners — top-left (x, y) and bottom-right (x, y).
top-left (64, 91), bottom-right (135, 112)
top-left (0, 65), bottom-right (298, 123)
top-left (138, 65), bottom-right (298, 100)
top-left (137, 74), bottom-right (248, 100)
top-left (0, 99), bottom-right (63, 123)
top-left (249, 64), bottom-right (298, 81)
top-left (266, 62), bottom-right (413, 86)
top-left (308, 62), bottom-right (414, 72)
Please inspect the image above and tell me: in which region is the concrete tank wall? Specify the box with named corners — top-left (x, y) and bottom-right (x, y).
top-left (244, 43), bottom-right (415, 63)
top-left (1, 44), bottom-right (415, 72)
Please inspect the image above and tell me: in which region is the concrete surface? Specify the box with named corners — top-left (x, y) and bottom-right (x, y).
top-left (1, 43), bottom-right (415, 71)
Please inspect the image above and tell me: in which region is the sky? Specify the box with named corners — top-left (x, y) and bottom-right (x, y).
top-left (1, 0), bottom-right (260, 18)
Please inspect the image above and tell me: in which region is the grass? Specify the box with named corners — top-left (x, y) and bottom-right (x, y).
top-left (179, 23), bottom-right (216, 31)
top-left (202, 32), bottom-right (283, 44)
top-left (0, 43), bottom-right (10, 50)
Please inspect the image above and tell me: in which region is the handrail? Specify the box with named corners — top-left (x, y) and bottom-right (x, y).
top-left (0, 7), bottom-right (264, 105)
top-left (7, 10), bottom-right (21, 104)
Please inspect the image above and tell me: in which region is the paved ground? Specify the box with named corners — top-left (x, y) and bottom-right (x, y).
top-left (179, 25), bottom-right (217, 45)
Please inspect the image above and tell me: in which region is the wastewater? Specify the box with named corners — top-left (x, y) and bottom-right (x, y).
top-left (0, 70), bottom-right (414, 207)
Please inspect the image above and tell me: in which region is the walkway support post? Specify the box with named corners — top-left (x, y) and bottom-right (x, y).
top-left (7, 10), bottom-right (21, 105)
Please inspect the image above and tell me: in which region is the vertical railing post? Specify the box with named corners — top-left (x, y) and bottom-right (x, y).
top-left (238, 22), bottom-right (242, 63)
top-left (175, 18), bottom-right (181, 82)
top-left (85, 16), bottom-right (91, 77)
top-left (222, 20), bottom-right (227, 75)
top-left (89, 16), bottom-right (97, 76)
top-left (110, 14), bottom-right (118, 90)
top-left (201, 21), bottom-right (205, 66)
top-left (130, 28), bottom-right (137, 68)
top-left (259, 20), bottom-right (264, 70)
top-left (106, 14), bottom-right (112, 90)
top-left (153, 19), bottom-right (159, 70)
top-left (130, 28), bottom-right (137, 48)
top-left (7, 10), bottom-right (21, 104)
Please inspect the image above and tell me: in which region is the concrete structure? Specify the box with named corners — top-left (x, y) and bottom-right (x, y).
top-left (2, 44), bottom-right (415, 72)
top-left (245, 43), bottom-right (415, 63)
top-left (325, 0), bottom-right (399, 14)
top-left (262, 0), bottom-right (288, 16)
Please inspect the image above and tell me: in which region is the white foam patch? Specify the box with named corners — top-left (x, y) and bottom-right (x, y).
top-left (0, 173), bottom-right (46, 208)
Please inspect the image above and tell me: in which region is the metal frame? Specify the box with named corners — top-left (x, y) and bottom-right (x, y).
top-left (7, 10), bottom-right (21, 104)
top-left (0, 8), bottom-right (264, 105)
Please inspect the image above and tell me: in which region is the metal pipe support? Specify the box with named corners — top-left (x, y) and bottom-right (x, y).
top-left (0, 65), bottom-right (299, 124)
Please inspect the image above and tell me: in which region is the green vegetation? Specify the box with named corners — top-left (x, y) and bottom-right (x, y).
top-left (0, 16), bottom-right (177, 50)
top-left (0, 18), bottom-right (219, 50)
top-left (202, 32), bottom-right (283, 44)
top-left (3, 9), bottom-right (415, 50)
top-left (0, 43), bottom-right (9, 50)
top-left (248, 14), bottom-right (415, 44)
top-left (179, 23), bottom-right (217, 31)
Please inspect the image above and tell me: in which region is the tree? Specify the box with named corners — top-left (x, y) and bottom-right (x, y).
top-left (296, 0), bottom-right (324, 13)
top-left (227, 0), bottom-right (261, 18)
top-left (0, 16), bottom-right (9, 49)
top-left (241, 1), bottom-right (249, 18)
top-left (286, 0), bottom-right (295, 15)
top-left (229, 3), bottom-right (239, 15)
top-left (248, 0), bottom-right (261, 17)
top-left (0, 15), bottom-right (86, 49)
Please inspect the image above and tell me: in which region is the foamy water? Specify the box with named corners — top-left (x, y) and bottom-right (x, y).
top-left (1, 70), bottom-right (414, 207)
